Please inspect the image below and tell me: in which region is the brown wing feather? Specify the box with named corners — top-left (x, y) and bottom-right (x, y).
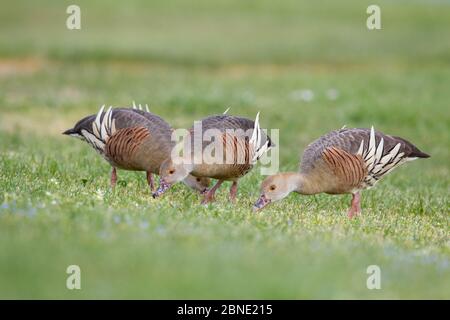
top-left (221, 132), bottom-right (253, 178)
top-left (105, 127), bottom-right (151, 169)
top-left (322, 147), bottom-right (368, 192)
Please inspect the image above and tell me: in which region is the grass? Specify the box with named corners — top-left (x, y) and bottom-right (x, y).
top-left (0, 0), bottom-right (449, 299)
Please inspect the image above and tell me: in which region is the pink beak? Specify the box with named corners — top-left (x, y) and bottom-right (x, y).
top-left (253, 194), bottom-right (271, 212)
top-left (152, 179), bottom-right (171, 198)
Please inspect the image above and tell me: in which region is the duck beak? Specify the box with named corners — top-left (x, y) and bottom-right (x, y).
top-left (253, 194), bottom-right (271, 212)
top-left (152, 179), bottom-right (171, 198)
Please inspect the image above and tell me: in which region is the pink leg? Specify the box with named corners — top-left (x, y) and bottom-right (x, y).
top-left (201, 180), bottom-right (224, 204)
top-left (347, 192), bottom-right (361, 218)
top-left (110, 167), bottom-right (117, 188)
top-left (146, 171), bottom-right (155, 192)
top-left (229, 181), bottom-right (238, 203)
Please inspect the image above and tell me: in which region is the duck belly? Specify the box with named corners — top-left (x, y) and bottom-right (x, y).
top-left (192, 163), bottom-right (252, 181)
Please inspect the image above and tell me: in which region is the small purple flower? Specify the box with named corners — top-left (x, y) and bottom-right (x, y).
top-left (139, 221), bottom-right (150, 230)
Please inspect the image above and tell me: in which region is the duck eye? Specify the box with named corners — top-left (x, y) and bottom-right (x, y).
top-left (169, 169), bottom-right (175, 175)
top-left (270, 185), bottom-right (276, 191)
top-left (196, 178), bottom-right (201, 182)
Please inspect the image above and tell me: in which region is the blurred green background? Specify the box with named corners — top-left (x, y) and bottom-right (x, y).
top-left (0, 0), bottom-right (449, 299)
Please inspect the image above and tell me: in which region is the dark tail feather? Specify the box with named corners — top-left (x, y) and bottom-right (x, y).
top-left (392, 135), bottom-right (430, 159)
top-left (63, 128), bottom-right (76, 135)
top-left (412, 150), bottom-right (430, 158)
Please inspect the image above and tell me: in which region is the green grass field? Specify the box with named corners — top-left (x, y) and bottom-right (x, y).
top-left (0, 0), bottom-right (449, 299)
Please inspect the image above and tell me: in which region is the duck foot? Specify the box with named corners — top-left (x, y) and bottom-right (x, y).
top-left (347, 192), bottom-right (361, 218)
top-left (201, 180), bottom-right (223, 205)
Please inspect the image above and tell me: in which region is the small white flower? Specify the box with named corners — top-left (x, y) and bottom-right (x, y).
top-left (290, 89), bottom-right (314, 102)
top-left (95, 189), bottom-right (105, 200)
top-left (326, 88), bottom-right (340, 100)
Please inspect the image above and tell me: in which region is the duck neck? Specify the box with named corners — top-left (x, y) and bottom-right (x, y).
top-left (284, 172), bottom-right (316, 195)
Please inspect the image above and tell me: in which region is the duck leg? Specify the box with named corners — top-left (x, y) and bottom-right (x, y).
top-left (146, 171), bottom-right (155, 192)
top-left (229, 181), bottom-right (238, 203)
top-left (347, 192), bottom-right (361, 218)
top-left (110, 167), bottom-right (117, 188)
top-left (201, 180), bottom-right (223, 204)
